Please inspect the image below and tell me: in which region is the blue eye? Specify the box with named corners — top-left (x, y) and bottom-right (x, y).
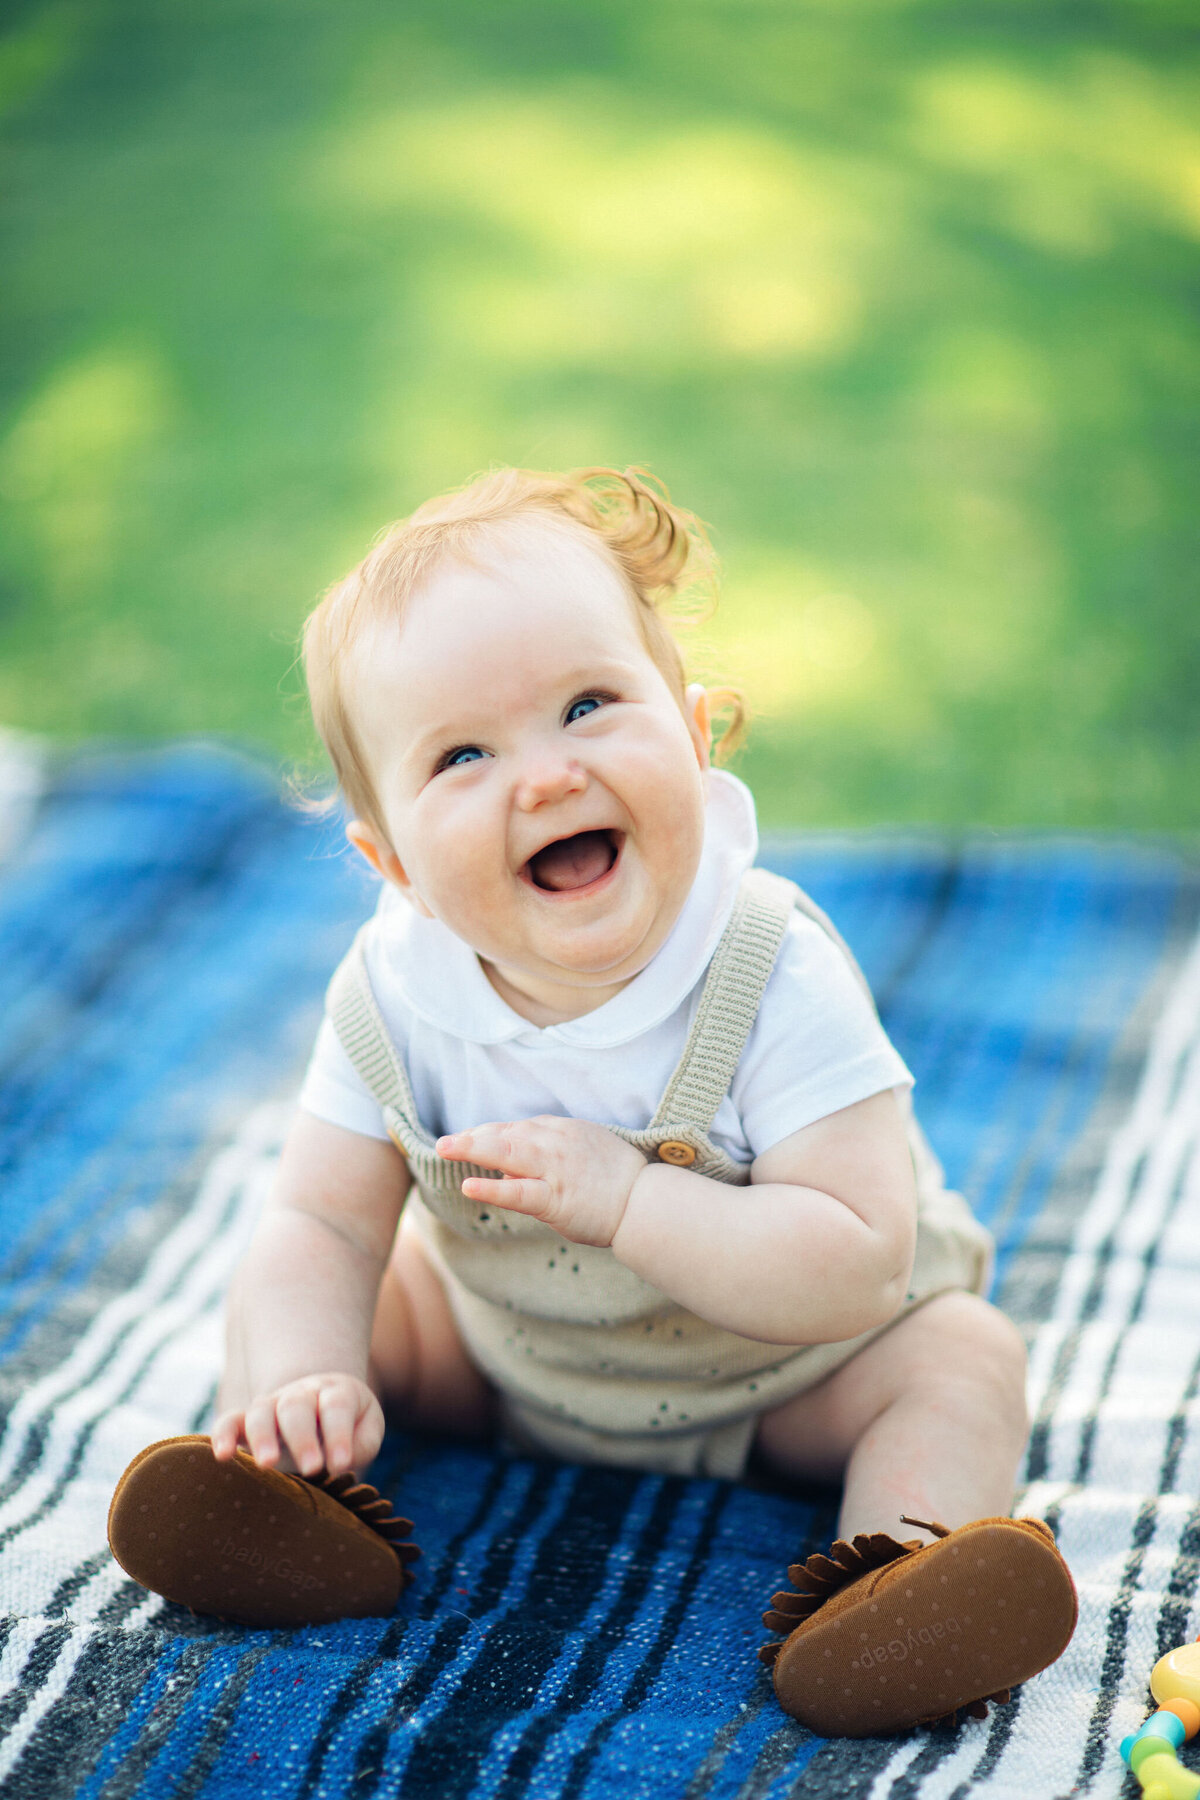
top-left (565, 695), bottom-right (605, 725)
top-left (441, 745), bottom-right (489, 770)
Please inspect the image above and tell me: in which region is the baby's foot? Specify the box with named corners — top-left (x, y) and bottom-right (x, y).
top-left (108, 1434), bottom-right (420, 1628)
top-left (760, 1515), bottom-right (1076, 1737)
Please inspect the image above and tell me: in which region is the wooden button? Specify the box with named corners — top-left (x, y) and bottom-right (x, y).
top-left (658, 1140), bottom-right (696, 1167)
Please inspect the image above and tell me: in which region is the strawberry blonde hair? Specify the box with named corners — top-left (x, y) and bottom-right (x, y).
top-left (302, 466), bottom-right (746, 839)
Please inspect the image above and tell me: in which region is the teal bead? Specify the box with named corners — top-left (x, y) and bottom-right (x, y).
top-left (1121, 1733), bottom-right (1138, 1765)
top-left (1144, 1711), bottom-right (1189, 1750)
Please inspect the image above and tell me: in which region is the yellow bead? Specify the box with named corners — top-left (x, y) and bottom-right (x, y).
top-left (1153, 1644), bottom-right (1200, 1711)
top-left (1135, 1752), bottom-right (1200, 1799)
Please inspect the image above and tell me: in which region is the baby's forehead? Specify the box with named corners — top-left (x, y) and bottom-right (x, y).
top-left (345, 516), bottom-right (654, 710)
top-left (371, 518), bottom-right (639, 653)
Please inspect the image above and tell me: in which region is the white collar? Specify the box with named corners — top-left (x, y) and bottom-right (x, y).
top-left (373, 768), bottom-right (758, 1048)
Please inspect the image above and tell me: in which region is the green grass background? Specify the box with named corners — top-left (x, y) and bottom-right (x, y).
top-left (1, 0), bottom-right (1197, 826)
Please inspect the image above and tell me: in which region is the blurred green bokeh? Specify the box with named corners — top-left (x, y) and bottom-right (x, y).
top-left (1, 0), bottom-right (1197, 825)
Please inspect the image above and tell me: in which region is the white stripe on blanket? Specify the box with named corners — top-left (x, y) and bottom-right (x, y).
top-left (0, 1103), bottom-right (282, 1781)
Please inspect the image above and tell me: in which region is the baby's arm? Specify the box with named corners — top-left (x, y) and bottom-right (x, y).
top-left (615, 1091), bottom-right (916, 1340)
top-left (437, 1090), bottom-right (916, 1344)
top-left (215, 1110), bottom-right (409, 1475)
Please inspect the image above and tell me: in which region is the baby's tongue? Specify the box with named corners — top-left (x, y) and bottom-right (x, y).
top-left (529, 831), bottom-right (613, 892)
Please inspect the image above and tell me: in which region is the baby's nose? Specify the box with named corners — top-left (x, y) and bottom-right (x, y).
top-left (515, 753), bottom-right (586, 808)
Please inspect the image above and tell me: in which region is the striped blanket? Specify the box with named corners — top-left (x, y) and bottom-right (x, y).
top-left (0, 740), bottom-right (1197, 1800)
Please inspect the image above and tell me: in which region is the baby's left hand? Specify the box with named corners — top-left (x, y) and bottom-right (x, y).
top-left (436, 1116), bottom-right (646, 1246)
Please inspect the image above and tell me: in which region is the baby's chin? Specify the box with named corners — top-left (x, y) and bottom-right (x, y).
top-left (483, 898), bottom-right (682, 991)
top-left (499, 931), bottom-right (659, 987)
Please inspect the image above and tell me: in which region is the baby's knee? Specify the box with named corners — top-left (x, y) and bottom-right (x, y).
top-left (909, 1291), bottom-right (1028, 1432)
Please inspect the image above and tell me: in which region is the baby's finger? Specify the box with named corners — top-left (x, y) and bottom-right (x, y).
top-left (210, 1410), bottom-right (245, 1461)
top-left (275, 1389), bottom-right (326, 1477)
top-left (315, 1383), bottom-right (361, 1477)
top-left (436, 1124), bottom-right (531, 1175)
top-left (242, 1396), bottom-right (285, 1470)
top-left (461, 1175), bottom-right (552, 1218)
top-left (350, 1394), bottom-right (385, 1472)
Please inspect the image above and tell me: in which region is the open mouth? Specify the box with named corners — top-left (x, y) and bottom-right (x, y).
top-left (523, 829), bottom-right (621, 894)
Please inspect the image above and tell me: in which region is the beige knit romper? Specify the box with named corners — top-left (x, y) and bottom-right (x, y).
top-left (327, 867), bottom-right (993, 1481)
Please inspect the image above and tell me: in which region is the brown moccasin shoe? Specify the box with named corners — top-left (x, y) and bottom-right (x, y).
top-left (759, 1514), bottom-right (1077, 1737)
top-left (108, 1434), bottom-right (420, 1628)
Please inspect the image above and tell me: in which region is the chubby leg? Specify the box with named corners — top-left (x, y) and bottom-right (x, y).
top-left (754, 1291), bottom-right (1028, 1542)
top-left (369, 1215), bottom-right (496, 1439)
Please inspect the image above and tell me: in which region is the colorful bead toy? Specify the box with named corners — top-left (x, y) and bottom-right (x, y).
top-left (1119, 1641), bottom-right (1200, 1798)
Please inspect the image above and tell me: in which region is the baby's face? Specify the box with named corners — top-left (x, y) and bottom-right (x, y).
top-left (346, 521), bottom-right (710, 1010)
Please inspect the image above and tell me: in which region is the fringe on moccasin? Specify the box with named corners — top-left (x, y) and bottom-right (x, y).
top-left (305, 1468), bottom-right (422, 1578)
top-left (758, 1530), bottom-right (921, 1663)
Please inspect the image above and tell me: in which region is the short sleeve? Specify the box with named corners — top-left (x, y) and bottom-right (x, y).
top-left (729, 910), bottom-right (913, 1158)
top-left (297, 1017), bottom-right (391, 1142)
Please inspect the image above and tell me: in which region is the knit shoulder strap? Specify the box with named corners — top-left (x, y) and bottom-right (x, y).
top-left (326, 927), bottom-right (424, 1141)
top-left (648, 865), bottom-right (797, 1133)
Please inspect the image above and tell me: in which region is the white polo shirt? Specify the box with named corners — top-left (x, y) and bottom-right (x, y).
top-left (298, 770), bottom-right (912, 1163)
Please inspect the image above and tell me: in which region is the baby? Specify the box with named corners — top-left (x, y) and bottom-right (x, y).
top-left (114, 468), bottom-right (1077, 1734)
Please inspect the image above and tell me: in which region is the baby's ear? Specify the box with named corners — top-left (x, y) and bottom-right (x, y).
top-left (345, 822), bottom-right (433, 916)
top-left (685, 684), bottom-right (711, 770)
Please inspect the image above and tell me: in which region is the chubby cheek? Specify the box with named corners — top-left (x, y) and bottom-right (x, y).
top-left (403, 796), bottom-right (510, 924)
top-left (625, 742), bottom-right (706, 870)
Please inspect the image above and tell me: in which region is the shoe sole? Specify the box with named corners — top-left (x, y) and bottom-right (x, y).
top-left (773, 1519), bottom-right (1077, 1737)
top-left (107, 1437), bottom-right (404, 1628)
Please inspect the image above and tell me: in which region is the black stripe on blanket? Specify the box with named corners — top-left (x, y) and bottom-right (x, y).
top-left (560, 1482), bottom-right (731, 1798)
top-left (349, 1460), bottom-right (569, 1793)
top-left (395, 1465), bottom-right (649, 1799)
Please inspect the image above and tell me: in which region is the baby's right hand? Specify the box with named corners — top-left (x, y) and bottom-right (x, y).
top-left (211, 1374), bottom-right (384, 1480)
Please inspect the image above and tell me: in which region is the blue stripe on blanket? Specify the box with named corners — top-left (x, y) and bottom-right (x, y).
top-left (0, 749), bottom-right (1196, 1800)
